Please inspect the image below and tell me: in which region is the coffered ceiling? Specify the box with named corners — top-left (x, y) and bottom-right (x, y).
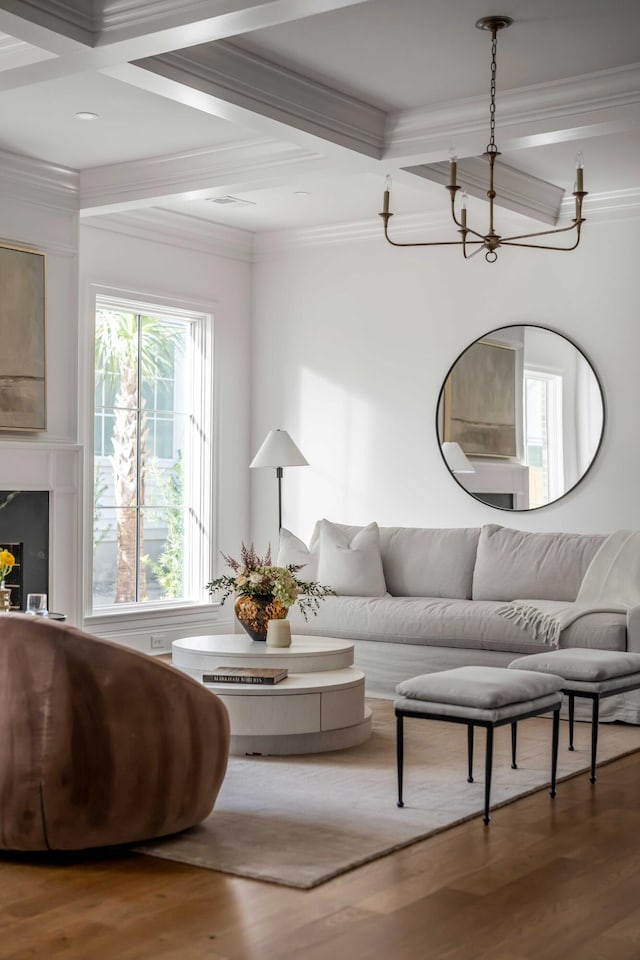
top-left (0, 0), bottom-right (638, 236)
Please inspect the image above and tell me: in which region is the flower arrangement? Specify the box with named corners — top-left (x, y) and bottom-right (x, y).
top-left (0, 549), bottom-right (15, 584)
top-left (206, 543), bottom-right (334, 621)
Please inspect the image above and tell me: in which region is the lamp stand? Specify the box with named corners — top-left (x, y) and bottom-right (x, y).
top-left (276, 466), bottom-right (283, 530)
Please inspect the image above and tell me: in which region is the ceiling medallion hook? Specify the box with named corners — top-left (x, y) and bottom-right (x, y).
top-left (379, 15), bottom-right (587, 262)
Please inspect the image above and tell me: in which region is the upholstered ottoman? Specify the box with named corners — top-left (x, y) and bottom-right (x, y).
top-left (394, 665), bottom-right (564, 824)
top-left (509, 649), bottom-right (640, 784)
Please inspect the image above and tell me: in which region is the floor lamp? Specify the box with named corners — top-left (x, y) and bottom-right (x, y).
top-left (250, 429), bottom-right (309, 530)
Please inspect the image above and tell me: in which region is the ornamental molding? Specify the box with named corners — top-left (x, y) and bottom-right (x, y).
top-left (81, 208), bottom-right (254, 262)
top-left (387, 61), bottom-right (640, 160)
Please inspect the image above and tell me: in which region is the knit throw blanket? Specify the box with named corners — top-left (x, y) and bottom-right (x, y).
top-left (498, 529), bottom-right (640, 647)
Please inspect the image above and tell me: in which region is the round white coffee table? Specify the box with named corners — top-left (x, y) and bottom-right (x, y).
top-left (172, 634), bottom-right (372, 756)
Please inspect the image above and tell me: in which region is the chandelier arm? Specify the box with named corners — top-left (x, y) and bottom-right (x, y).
top-left (500, 234), bottom-right (583, 252)
top-left (381, 221), bottom-right (484, 248)
top-left (500, 219), bottom-right (585, 244)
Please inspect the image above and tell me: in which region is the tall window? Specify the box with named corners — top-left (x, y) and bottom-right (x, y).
top-left (92, 296), bottom-right (212, 612)
top-left (524, 369), bottom-right (563, 509)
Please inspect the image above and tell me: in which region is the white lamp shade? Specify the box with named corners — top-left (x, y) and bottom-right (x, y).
top-left (441, 442), bottom-right (475, 474)
top-left (250, 429), bottom-right (308, 468)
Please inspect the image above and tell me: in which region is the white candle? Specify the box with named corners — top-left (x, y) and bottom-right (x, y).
top-left (266, 619), bottom-right (292, 648)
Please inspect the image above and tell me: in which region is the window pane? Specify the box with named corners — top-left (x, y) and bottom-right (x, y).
top-left (95, 310), bottom-right (139, 408)
top-left (140, 506), bottom-right (185, 602)
top-left (93, 507), bottom-right (138, 607)
top-left (98, 414), bottom-right (139, 507)
top-left (144, 442), bottom-right (185, 507)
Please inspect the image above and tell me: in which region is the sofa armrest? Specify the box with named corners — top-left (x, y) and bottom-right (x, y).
top-left (626, 606), bottom-right (640, 653)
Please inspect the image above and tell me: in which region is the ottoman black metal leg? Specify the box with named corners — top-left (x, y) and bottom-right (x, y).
top-left (590, 696), bottom-right (600, 784)
top-left (396, 713), bottom-right (404, 807)
top-left (568, 693), bottom-right (575, 750)
top-left (467, 723), bottom-right (474, 783)
top-left (511, 721), bottom-right (518, 769)
top-left (483, 726), bottom-right (494, 825)
top-left (550, 706), bottom-right (560, 798)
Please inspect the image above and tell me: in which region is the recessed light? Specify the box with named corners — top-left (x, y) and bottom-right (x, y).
top-left (75, 111), bottom-right (99, 120)
top-left (294, 191), bottom-right (310, 197)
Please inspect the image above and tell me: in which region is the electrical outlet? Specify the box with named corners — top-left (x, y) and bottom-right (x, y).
top-left (150, 636), bottom-right (164, 650)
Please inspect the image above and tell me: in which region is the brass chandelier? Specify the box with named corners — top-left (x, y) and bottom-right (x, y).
top-left (379, 16), bottom-right (587, 262)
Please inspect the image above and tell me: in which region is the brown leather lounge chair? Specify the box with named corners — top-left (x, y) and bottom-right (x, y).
top-left (0, 614), bottom-right (229, 851)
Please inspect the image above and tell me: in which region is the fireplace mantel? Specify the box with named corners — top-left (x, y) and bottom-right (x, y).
top-left (462, 459), bottom-right (530, 510)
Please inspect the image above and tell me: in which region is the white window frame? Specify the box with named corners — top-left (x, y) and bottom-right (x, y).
top-left (523, 364), bottom-right (564, 505)
top-left (83, 286), bottom-right (215, 625)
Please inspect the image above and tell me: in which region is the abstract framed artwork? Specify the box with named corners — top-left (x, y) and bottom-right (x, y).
top-left (443, 338), bottom-right (516, 457)
top-left (0, 242), bottom-right (46, 431)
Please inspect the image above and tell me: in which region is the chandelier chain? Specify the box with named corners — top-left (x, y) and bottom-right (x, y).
top-left (487, 29), bottom-right (498, 154)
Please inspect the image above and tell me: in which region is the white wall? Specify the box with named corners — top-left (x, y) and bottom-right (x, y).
top-left (0, 154), bottom-right (82, 621)
top-left (78, 221), bottom-right (252, 646)
top-left (251, 216), bottom-right (640, 549)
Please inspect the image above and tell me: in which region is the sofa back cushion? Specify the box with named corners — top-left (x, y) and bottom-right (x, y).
top-left (317, 520), bottom-right (387, 596)
top-left (379, 526), bottom-right (481, 599)
top-left (472, 523), bottom-right (605, 602)
top-left (278, 521), bottom-right (387, 596)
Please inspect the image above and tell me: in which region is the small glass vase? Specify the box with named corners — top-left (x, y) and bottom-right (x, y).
top-left (234, 595), bottom-right (287, 642)
top-left (0, 581), bottom-right (11, 613)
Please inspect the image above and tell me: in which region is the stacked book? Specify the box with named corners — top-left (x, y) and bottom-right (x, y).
top-left (203, 666), bottom-right (288, 685)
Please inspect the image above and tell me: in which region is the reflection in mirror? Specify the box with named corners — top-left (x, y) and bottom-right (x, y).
top-left (437, 325), bottom-right (604, 511)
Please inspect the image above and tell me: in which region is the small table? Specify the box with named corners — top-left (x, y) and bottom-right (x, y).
top-left (172, 634), bottom-right (372, 756)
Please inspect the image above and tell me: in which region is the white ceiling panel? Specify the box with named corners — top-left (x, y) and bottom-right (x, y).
top-left (0, 70), bottom-right (256, 168)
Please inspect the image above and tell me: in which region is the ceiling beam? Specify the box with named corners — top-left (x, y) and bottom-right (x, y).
top-left (133, 41), bottom-right (385, 159)
top-left (407, 159), bottom-right (565, 226)
top-left (0, 0), bottom-right (376, 90)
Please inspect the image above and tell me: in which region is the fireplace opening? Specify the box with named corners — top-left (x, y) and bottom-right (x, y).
top-left (0, 491), bottom-right (49, 611)
top-left (474, 492), bottom-right (515, 509)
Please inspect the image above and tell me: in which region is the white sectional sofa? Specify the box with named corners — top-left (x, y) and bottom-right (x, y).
top-left (280, 521), bottom-right (640, 722)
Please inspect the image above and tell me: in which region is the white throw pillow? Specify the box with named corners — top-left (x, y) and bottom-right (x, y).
top-left (277, 527), bottom-right (318, 580)
top-left (317, 519), bottom-right (387, 596)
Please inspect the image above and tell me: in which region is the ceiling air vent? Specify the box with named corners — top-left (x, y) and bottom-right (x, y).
top-left (208, 195), bottom-right (256, 207)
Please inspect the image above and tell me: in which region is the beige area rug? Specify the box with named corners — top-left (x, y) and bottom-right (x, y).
top-left (138, 698), bottom-right (640, 889)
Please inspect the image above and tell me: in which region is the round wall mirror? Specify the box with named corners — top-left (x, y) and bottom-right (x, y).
top-left (436, 325), bottom-right (605, 511)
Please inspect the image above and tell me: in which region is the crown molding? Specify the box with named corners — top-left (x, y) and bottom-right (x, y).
top-left (79, 136), bottom-right (326, 212)
top-left (563, 187), bottom-right (640, 223)
top-left (0, 147), bottom-right (79, 209)
top-left (387, 62), bottom-right (640, 163)
top-left (253, 188), bottom-right (640, 259)
top-left (80, 207), bottom-right (254, 261)
top-left (99, 0), bottom-right (377, 39)
top-left (0, 0), bottom-right (95, 44)
top-left (136, 40), bottom-right (386, 159)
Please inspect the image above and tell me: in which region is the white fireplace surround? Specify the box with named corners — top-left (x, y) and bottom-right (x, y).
top-left (462, 459), bottom-right (530, 510)
top-left (0, 442), bottom-right (82, 623)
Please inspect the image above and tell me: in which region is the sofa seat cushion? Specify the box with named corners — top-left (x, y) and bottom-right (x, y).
top-left (472, 524), bottom-right (605, 602)
top-left (288, 596), bottom-right (627, 654)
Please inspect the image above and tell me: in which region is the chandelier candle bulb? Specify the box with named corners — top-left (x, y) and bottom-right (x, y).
top-left (461, 192), bottom-right (468, 229)
top-left (449, 157), bottom-right (457, 187)
top-left (576, 152), bottom-right (584, 192)
top-left (382, 175), bottom-right (392, 215)
top-left (267, 619), bottom-right (292, 648)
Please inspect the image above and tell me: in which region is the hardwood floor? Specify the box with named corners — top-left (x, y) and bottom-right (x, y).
top-left (2, 745), bottom-right (640, 958)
